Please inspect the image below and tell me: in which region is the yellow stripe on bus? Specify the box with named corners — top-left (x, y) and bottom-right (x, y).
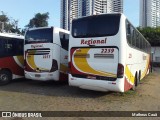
top-left (125, 65), bottom-right (134, 84)
top-left (17, 56), bottom-right (24, 65)
top-left (74, 48), bottom-right (116, 78)
top-left (60, 64), bottom-right (68, 73)
top-left (27, 51), bottom-right (37, 70)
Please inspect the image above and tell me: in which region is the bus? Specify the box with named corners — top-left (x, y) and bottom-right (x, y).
top-left (24, 27), bottom-right (69, 81)
top-left (68, 13), bottom-right (151, 92)
top-left (0, 32), bottom-right (24, 85)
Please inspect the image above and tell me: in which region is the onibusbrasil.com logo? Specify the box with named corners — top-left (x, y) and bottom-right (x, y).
top-left (2, 112), bottom-right (42, 118)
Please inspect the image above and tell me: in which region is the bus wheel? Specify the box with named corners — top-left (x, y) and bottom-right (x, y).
top-left (0, 70), bottom-right (12, 85)
top-left (135, 73), bottom-right (139, 86)
top-left (138, 71), bottom-right (141, 84)
top-left (131, 73), bottom-right (138, 91)
top-left (131, 84), bottom-right (136, 91)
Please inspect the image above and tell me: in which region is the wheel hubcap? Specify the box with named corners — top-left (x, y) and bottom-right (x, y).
top-left (0, 74), bottom-right (8, 81)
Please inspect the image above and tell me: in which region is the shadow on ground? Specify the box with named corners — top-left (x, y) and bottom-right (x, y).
top-left (0, 78), bottom-right (111, 98)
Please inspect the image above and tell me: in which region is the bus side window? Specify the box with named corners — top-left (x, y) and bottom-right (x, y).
top-left (0, 38), bottom-right (5, 57)
top-left (147, 43), bottom-right (150, 53)
top-left (126, 22), bottom-right (132, 45)
top-left (135, 31), bottom-right (140, 49)
top-left (65, 33), bottom-right (69, 50)
top-left (6, 39), bottom-right (15, 56)
top-left (141, 38), bottom-right (144, 50)
top-left (145, 42), bottom-right (147, 52)
top-left (15, 39), bottom-right (24, 55)
top-left (59, 32), bottom-right (69, 51)
top-left (139, 37), bottom-right (142, 50)
top-left (132, 29), bottom-right (136, 47)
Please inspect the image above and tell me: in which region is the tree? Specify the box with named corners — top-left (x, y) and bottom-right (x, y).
top-left (138, 27), bottom-right (160, 46)
top-left (0, 11), bottom-right (21, 33)
top-left (26, 12), bottom-right (49, 28)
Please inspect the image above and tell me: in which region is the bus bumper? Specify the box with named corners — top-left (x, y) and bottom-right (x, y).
top-left (24, 71), bottom-right (59, 81)
top-left (69, 74), bottom-right (124, 92)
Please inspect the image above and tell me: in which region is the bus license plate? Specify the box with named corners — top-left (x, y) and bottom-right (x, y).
top-left (35, 74), bottom-right (41, 77)
top-left (87, 76), bottom-right (96, 79)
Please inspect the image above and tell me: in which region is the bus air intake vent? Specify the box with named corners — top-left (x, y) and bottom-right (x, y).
top-left (94, 54), bottom-right (114, 59)
top-left (28, 50), bottom-right (50, 55)
top-left (74, 54), bottom-right (90, 58)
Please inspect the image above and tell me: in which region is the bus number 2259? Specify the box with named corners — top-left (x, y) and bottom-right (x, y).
top-left (101, 48), bottom-right (114, 54)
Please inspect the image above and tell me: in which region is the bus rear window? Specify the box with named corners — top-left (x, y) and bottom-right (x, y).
top-left (72, 14), bottom-right (120, 38)
top-left (25, 28), bottom-right (53, 44)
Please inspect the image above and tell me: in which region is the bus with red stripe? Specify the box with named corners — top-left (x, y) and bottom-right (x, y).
top-left (68, 13), bottom-right (151, 92)
top-left (24, 27), bottom-right (69, 81)
top-left (0, 33), bottom-right (24, 85)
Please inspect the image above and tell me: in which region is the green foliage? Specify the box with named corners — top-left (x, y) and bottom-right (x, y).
top-left (138, 27), bottom-right (160, 46)
top-left (0, 12), bottom-right (9, 22)
top-left (0, 11), bottom-right (21, 34)
top-left (26, 12), bottom-right (49, 28)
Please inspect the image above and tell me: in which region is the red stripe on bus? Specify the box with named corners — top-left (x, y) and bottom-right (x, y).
top-left (124, 77), bottom-right (133, 92)
top-left (0, 57), bottom-right (24, 76)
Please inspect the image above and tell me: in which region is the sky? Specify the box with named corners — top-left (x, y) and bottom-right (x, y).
top-left (0, 0), bottom-right (139, 29)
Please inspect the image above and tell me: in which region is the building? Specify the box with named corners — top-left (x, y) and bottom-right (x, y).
top-left (60, 0), bottom-right (69, 30)
top-left (152, 47), bottom-right (160, 63)
top-left (140, 0), bottom-right (160, 28)
top-left (61, 0), bottom-right (123, 30)
top-left (60, 0), bottom-right (78, 30)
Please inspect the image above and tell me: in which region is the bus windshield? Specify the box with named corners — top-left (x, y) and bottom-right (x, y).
top-left (72, 14), bottom-right (120, 38)
top-left (25, 28), bottom-right (53, 44)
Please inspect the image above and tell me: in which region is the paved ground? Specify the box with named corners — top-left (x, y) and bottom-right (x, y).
top-left (0, 68), bottom-right (160, 120)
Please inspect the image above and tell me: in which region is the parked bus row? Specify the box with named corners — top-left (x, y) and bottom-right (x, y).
top-left (0, 13), bottom-right (151, 92)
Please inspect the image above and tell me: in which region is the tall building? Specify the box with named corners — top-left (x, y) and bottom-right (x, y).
top-left (140, 0), bottom-right (160, 28)
top-left (60, 0), bottom-right (78, 30)
top-left (60, 0), bottom-right (68, 30)
top-left (113, 0), bottom-right (123, 13)
top-left (61, 0), bottom-right (123, 30)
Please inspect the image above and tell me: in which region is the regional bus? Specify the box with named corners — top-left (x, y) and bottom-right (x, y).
top-left (24, 27), bottom-right (69, 81)
top-left (68, 13), bottom-right (151, 92)
top-left (0, 32), bottom-right (24, 85)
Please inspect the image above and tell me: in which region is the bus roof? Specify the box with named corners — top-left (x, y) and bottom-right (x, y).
top-left (27, 26), bottom-right (70, 34)
top-left (0, 32), bottom-right (24, 39)
top-left (72, 13), bottom-right (124, 21)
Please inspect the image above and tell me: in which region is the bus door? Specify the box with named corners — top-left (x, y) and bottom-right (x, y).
top-left (70, 47), bottom-right (119, 80)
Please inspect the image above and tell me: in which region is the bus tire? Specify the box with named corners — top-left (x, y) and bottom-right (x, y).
top-left (0, 70), bottom-right (12, 85)
top-left (135, 73), bottom-right (139, 86)
top-left (138, 71), bottom-right (141, 84)
top-left (131, 73), bottom-right (138, 91)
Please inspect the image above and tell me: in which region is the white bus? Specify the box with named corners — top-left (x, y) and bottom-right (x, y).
top-left (0, 32), bottom-right (24, 85)
top-left (24, 27), bottom-right (69, 81)
top-left (68, 13), bottom-right (151, 92)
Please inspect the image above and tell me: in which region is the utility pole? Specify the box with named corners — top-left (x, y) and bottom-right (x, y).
top-left (0, 21), bottom-right (4, 32)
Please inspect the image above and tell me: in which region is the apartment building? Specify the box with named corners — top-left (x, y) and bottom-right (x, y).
top-left (61, 0), bottom-right (123, 30)
top-left (140, 0), bottom-right (160, 28)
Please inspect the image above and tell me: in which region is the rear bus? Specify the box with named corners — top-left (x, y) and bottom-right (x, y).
top-left (69, 13), bottom-right (151, 92)
top-left (24, 27), bottom-right (69, 81)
